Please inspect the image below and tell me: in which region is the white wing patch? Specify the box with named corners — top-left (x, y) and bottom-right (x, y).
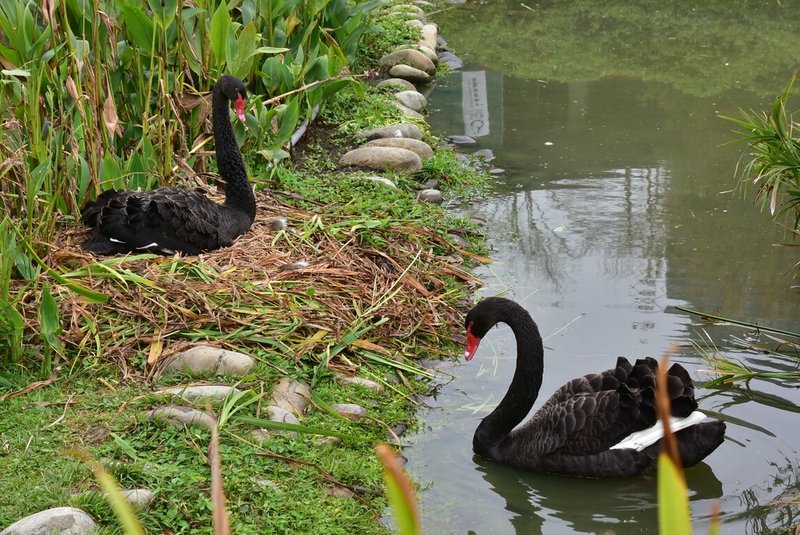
top-left (610, 411), bottom-right (710, 452)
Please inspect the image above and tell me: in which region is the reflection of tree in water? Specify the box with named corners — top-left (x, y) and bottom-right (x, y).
top-left (474, 455), bottom-right (723, 535)
top-left (464, 165), bottom-right (669, 305)
top-left (729, 461), bottom-right (799, 535)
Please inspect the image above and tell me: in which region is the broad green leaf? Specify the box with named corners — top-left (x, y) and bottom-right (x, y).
top-left (210, 1), bottom-right (231, 67)
top-left (147, 0), bottom-right (178, 28)
top-left (377, 445), bottom-right (420, 535)
top-left (119, 1), bottom-right (155, 52)
top-left (657, 453), bottom-right (692, 535)
top-left (38, 283), bottom-right (63, 349)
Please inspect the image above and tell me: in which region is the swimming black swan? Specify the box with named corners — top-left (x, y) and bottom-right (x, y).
top-left (463, 297), bottom-right (726, 478)
top-left (81, 75), bottom-right (255, 255)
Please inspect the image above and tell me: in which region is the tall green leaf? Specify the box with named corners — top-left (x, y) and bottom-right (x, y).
top-left (119, 1), bottom-right (155, 52)
top-left (210, 1), bottom-right (232, 68)
top-left (657, 453), bottom-right (692, 535)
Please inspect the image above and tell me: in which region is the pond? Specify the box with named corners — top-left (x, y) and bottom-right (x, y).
top-left (405, 2), bottom-right (800, 534)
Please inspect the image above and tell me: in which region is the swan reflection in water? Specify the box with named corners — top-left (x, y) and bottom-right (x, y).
top-left (471, 455), bottom-right (723, 535)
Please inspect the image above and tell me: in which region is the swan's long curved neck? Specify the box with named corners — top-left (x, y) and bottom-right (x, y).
top-left (212, 91), bottom-right (255, 221)
top-left (474, 310), bottom-right (545, 456)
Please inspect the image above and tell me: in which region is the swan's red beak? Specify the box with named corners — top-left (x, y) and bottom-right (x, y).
top-left (234, 93), bottom-right (246, 122)
top-left (465, 325), bottom-right (480, 361)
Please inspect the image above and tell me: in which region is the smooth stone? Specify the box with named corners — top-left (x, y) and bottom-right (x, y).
top-left (472, 148), bottom-right (495, 162)
top-left (377, 78), bottom-right (416, 91)
top-left (448, 233), bottom-right (469, 248)
top-left (146, 405), bottom-right (216, 430)
top-left (414, 45), bottom-right (438, 65)
top-left (489, 168), bottom-right (506, 175)
top-left (0, 507), bottom-right (97, 535)
top-left (446, 134), bottom-right (477, 145)
top-left (340, 147), bottom-right (422, 175)
top-left (358, 123), bottom-right (423, 141)
top-left (417, 189), bottom-right (443, 204)
top-left (394, 102), bottom-right (425, 120)
top-left (365, 138), bottom-right (433, 161)
top-left (269, 377), bottom-right (311, 416)
top-left (405, 19), bottom-right (424, 30)
top-left (266, 405), bottom-right (301, 425)
top-left (420, 178), bottom-right (439, 189)
top-left (164, 345), bottom-right (255, 377)
top-left (327, 486), bottom-right (356, 498)
top-left (336, 375), bottom-right (385, 392)
top-left (268, 217), bottom-right (288, 231)
top-left (419, 24), bottom-right (438, 52)
top-left (363, 175), bottom-right (398, 189)
top-left (378, 49), bottom-right (436, 75)
top-left (388, 64), bottom-right (432, 85)
top-left (331, 403), bottom-right (368, 420)
top-left (394, 90), bottom-right (427, 112)
top-left (161, 385), bottom-right (242, 401)
top-left (437, 51), bottom-right (464, 69)
top-left (456, 153), bottom-right (470, 164)
top-left (413, 0), bottom-right (435, 8)
top-left (120, 488), bottom-right (155, 508)
top-left (278, 260), bottom-right (309, 271)
top-left (316, 436), bottom-right (342, 447)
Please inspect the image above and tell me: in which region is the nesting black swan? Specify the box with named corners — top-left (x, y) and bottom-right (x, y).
top-left (463, 297), bottom-right (726, 478)
top-left (81, 75), bottom-right (255, 255)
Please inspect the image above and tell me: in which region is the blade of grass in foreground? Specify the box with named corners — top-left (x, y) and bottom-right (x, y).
top-left (376, 444), bottom-right (420, 535)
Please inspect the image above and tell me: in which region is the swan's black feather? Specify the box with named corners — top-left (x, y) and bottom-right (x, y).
top-left (81, 76), bottom-right (254, 255)
top-left (464, 297), bottom-right (726, 478)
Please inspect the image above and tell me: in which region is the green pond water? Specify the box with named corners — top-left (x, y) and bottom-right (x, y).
top-left (405, 2), bottom-right (800, 534)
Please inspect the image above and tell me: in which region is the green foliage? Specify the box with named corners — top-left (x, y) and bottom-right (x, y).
top-left (0, 0), bottom-right (384, 249)
top-left (657, 454), bottom-right (692, 535)
top-left (725, 75), bottom-right (800, 236)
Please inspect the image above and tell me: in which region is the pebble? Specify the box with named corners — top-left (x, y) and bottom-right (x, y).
top-left (161, 385), bottom-right (242, 401)
top-left (340, 146), bottom-right (423, 174)
top-left (394, 90), bottom-right (427, 112)
top-left (358, 123), bottom-right (423, 141)
top-left (331, 403), bottom-right (368, 420)
top-left (146, 405), bottom-right (216, 430)
top-left (365, 138), bottom-right (433, 161)
top-left (378, 49), bottom-right (436, 76)
top-left (269, 377), bottom-right (311, 416)
top-left (395, 102), bottom-right (424, 119)
top-left (419, 178), bottom-right (439, 190)
top-left (489, 168), bottom-right (506, 175)
top-left (336, 375), bottom-right (385, 392)
top-left (418, 24), bottom-right (438, 52)
top-left (472, 148), bottom-right (495, 162)
top-left (268, 217), bottom-right (288, 231)
top-left (120, 488), bottom-right (155, 509)
top-left (377, 78), bottom-right (416, 91)
top-left (363, 175), bottom-right (398, 189)
top-left (446, 134), bottom-right (477, 145)
top-left (447, 233), bottom-right (469, 248)
top-left (388, 64), bottom-right (432, 85)
top-left (164, 345), bottom-right (255, 377)
top-left (417, 189), bottom-right (443, 204)
top-left (437, 51), bottom-right (464, 70)
top-left (0, 507), bottom-right (97, 535)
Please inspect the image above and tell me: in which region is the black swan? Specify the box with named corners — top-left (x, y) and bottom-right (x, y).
top-left (463, 297), bottom-right (726, 478)
top-left (81, 75), bottom-right (255, 255)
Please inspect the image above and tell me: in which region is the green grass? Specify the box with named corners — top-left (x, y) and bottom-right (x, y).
top-left (0, 360), bottom-right (429, 533)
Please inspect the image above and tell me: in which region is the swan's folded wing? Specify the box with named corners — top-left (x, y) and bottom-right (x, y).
top-left (518, 387), bottom-right (642, 458)
top-left (143, 189), bottom-right (228, 251)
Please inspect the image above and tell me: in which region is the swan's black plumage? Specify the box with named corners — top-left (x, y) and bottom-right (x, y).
top-left (81, 75), bottom-right (255, 255)
top-left (464, 297), bottom-right (726, 478)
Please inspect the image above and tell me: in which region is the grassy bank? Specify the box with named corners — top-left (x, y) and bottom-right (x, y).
top-left (1, 0), bottom-right (488, 532)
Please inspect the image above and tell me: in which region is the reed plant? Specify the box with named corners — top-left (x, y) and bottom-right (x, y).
top-left (725, 74), bottom-right (800, 238)
top-left (0, 0), bottom-right (390, 368)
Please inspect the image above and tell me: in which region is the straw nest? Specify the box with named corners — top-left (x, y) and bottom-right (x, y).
top-left (41, 190), bottom-right (483, 377)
